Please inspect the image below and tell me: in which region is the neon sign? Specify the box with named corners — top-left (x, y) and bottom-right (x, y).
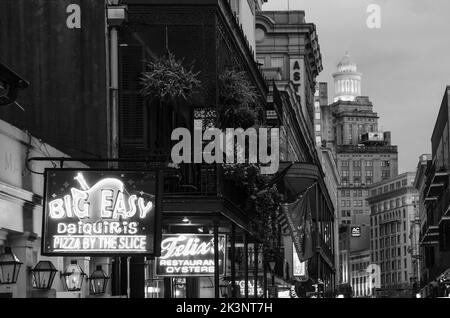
top-left (155, 234), bottom-right (226, 276)
top-left (41, 169), bottom-right (162, 256)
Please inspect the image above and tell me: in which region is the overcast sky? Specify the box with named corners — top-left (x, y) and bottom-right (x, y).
top-left (263, 0), bottom-right (450, 173)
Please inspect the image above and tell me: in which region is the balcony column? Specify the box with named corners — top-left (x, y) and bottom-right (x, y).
top-left (230, 223), bottom-right (236, 297)
top-left (244, 231), bottom-right (249, 298)
top-left (253, 243), bottom-right (259, 298)
top-left (213, 218), bottom-right (219, 299)
top-left (8, 232), bottom-right (38, 298)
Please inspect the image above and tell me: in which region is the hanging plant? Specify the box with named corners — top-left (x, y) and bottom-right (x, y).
top-left (139, 52), bottom-right (202, 102)
top-left (223, 163), bottom-right (282, 252)
top-left (218, 69), bottom-right (259, 129)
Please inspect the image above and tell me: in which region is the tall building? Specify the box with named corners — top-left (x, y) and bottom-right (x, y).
top-left (324, 53), bottom-right (399, 295)
top-left (417, 86), bottom-right (450, 298)
top-left (366, 172), bottom-right (419, 298)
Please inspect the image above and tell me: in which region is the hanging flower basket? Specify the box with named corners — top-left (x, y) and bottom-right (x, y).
top-left (139, 52), bottom-right (202, 103)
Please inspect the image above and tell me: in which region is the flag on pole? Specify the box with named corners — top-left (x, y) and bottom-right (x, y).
top-left (281, 189), bottom-right (314, 262)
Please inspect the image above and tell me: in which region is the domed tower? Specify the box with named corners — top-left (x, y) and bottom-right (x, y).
top-left (332, 52), bottom-right (362, 102)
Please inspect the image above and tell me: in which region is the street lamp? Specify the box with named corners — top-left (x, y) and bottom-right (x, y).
top-left (62, 260), bottom-right (86, 291)
top-left (31, 261), bottom-right (57, 290)
top-left (0, 247), bottom-right (23, 284)
top-left (268, 260), bottom-right (276, 286)
top-left (88, 265), bottom-right (110, 295)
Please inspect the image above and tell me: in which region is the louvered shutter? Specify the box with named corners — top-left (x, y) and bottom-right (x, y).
top-left (119, 45), bottom-right (145, 154)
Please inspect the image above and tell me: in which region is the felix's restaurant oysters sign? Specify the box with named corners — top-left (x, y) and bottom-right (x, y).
top-left (156, 234), bottom-right (226, 276)
top-left (42, 169), bottom-right (161, 256)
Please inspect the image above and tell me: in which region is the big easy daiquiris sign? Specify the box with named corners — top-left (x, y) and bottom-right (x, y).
top-left (41, 169), bottom-right (162, 256)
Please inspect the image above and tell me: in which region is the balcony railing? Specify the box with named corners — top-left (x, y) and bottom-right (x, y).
top-left (424, 163), bottom-right (449, 201)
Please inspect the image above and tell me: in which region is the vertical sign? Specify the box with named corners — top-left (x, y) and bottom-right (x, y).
top-left (290, 58), bottom-right (302, 96)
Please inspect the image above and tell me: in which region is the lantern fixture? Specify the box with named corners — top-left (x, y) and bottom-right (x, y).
top-left (88, 265), bottom-right (110, 295)
top-left (219, 282), bottom-right (229, 298)
top-left (31, 261), bottom-right (58, 290)
top-left (0, 247), bottom-right (23, 284)
top-left (62, 260), bottom-right (86, 291)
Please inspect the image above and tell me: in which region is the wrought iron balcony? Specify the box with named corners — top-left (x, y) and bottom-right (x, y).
top-left (424, 163), bottom-right (449, 201)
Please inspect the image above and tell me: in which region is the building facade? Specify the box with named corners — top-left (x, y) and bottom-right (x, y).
top-left (0, 0), bottom-right (277, 299)
top-left (256, 10), bottom-right (337, 297)
top-left (367, 172), bottom-right (419, 298)
top-left (418, 86), bottom-right (450, 298)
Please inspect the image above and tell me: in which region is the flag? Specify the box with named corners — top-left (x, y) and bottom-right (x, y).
top-left (281, 191), bottom-right (314, 262)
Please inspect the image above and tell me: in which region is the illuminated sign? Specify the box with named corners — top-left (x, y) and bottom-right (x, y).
top-left (41, 169), bottom-right (162, 256)
top-left (293, 243), bottom-right (307, 279)
top-left (351, 226), bottom-right (362, 237)
top-left (155, 234), bottom-right (226, 277)
top-left (237, 279), bottom-right (264, 297)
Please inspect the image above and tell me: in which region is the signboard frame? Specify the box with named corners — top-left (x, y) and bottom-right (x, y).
top-left (41, 168), bottom-right (163, 257)
top-left (155, 234), bottom-right (227, 277)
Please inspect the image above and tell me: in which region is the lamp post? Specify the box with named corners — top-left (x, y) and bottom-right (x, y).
top-left (268, 260), bottom-right (276, 287)
top-left (62, 260), bottom-right (86, 292)
top-left (88, 265), bottom-right (110, 295)
top-left (31, 261), bottom-right (57, 290)
top-left (0, 247), bottom-right (23, 284)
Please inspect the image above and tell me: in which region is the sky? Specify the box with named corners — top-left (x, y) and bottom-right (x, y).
top-left (262, 0), bottom-right (450, 173)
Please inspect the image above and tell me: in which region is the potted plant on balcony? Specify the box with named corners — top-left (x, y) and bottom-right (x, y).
top-left (217, 69), bottom-right (261, 130)
top-left (139, 51), bottom-right (202, 109)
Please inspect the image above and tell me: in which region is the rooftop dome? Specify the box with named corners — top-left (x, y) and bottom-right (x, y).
top-left (337, 51), bottom-right (357, 73)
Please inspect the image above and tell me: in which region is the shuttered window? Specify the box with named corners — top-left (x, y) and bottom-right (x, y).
top-left (119, 45), bottom-right (145, 152)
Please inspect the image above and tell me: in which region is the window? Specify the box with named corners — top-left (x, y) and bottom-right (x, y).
top-left (315, 112), bottom-right (321, 120)
top-left (405, 271), bottom-right (408, 281)
top-left (396, 181), bottom-right (401, 189)
top-left (404, 234), bottom-right (407, 244)
top-left (342, 161), bottom-right (349, 167)
top-left (366, 178), bottom-right (373, 185)
top-left (366, 161), bottom-right (373, 167)
top-left (381, 160), bottom-right (391, 167)
top-left (366, 171), bottom-right (373, 177)
top-left (403, 221), bottom-right (406, 231)
top-left (403, 209), bottom-right (406, 218)
top-left (342, 171), bottom-right (349, 177)
top-left (382, 171), bottom-right (391, 179)
top-left (315, 124), bottom-right (321, 132)
top-left (402, 179), bottom-right (407, 186)
top-left (316, 136), bottom-right (322, 144)
top-left (353, 161), bottom-right (361, 168)
top-left (270, 57), bottom-right (284, 69)
top-left (404, 259), bottom-right (407, 268)
top-left (353, 171), bottom-right (361, 177)
top-left (390, 184), bottom-right (395, 191)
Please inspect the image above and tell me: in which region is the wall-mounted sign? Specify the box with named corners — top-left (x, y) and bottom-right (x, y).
top-left (41, 169), bottom-right (162, 256)
top-left (351, 226), bottom-right (362, 237)
top-left (155, 234), bottom-right (226, 277)
top-left (290, 58), bottom-right (302, 96)
top-left (293, 243), bottom-right (308, 280)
